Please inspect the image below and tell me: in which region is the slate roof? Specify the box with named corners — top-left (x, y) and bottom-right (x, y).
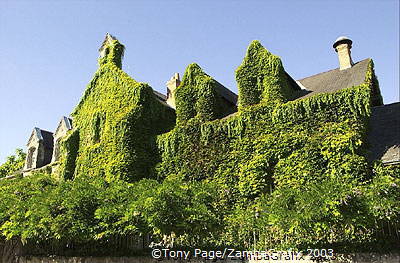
top-left (295, 58), bottom-right (370, 99)
top-left (214, 80), bottom-right (238, 106)
top-left (38, 129), bottom-right (54, 167)
top-left (368, 102), bottom-right (400, 165)
top-left (153, 90), bottom-right (167, 102)
top-left (40, 130), bottom-right (54, 145)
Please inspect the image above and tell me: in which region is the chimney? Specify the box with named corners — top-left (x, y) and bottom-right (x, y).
top-left (166, 73), bottom-right (180, 109)
top-left (333, 36), bottom-right (354, 70)
top-left (99, 33), bottom-right (117, 58)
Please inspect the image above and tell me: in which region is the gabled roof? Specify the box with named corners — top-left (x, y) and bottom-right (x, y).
top-left (27, 127), bottom-right (43, 145)
top-left (368, 102), bottom-right (400, 165)
top-left (153, 90), bottom-right (167, 102)
top-left (54, 116), bottom-right (73, 136)
top-left (295, 58), bottom-right (370, 99)
top-left (41, 130), bottom-right (54, 149)
top-left (153, 83), bottom-right (238, 108)
top-left (214, 80), bottom-right (238, 106)
top-left (27, 128), bottom-right (54, 148)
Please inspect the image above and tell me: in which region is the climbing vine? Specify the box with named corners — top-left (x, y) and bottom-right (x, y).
top-left (175, 63), bottom-right (234, 123)
top-left (236, 40), bottom-right (296, 107)
top-left (0, 40), bottom-right (397, 254)
top-left (57, 39), bottom-right (176, 182)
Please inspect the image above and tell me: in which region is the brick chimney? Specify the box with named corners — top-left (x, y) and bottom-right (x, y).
top-left (166, 73), bottom-right (180, 109)
top-left (333, 36), bottom-right (354, 70)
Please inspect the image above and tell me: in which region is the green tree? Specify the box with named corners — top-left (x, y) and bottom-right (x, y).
top-left (0, 148), bottom-right (26, 178)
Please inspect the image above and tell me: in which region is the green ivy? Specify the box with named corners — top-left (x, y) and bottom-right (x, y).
top-left (236, 40), bottom-right (295, 107)
top-left (58, 38), bottom-right (176, 182)
top-left (175, 63), bottom-right (233, 123)
top-left (0, 39), bottom-right (397, 254)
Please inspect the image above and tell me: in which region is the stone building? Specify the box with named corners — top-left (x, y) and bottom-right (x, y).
top-left (294, 36), bottom-right (399, 165)
top-left (22, 35), bottom-right (399, 173)
top-left (23, 117), bottom-right (73, 171)
top-left (24, 128), bottom-right (54, 170)
top-left (51, 117), bottom-right (73, 163)
top-left (165, 72), bottom-right (238, 112)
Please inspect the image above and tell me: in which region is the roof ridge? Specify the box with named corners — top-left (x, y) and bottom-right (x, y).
top-left (40, 129), bottom-right (54, 134)
top-left (297, 58), bottom-right (371, 82)
top-left (372, 102), bottom-right (400, 108)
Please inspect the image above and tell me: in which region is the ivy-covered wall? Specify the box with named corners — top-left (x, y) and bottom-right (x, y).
top-left (0, 39), bottom-right (397, 254)
top-left (155, 41), bottom-right (398, 250)
top-left (236, 40), bottom-right (296, 107)
top-left (175, 63), bottom-right (236, 123)
top-left (57, 39), bottom-right (176, 181)
top-left (365, 59), bottom-right (383, 106)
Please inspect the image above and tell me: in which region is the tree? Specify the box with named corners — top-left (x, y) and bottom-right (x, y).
top-left (0, 149), bottom-right (26, 178)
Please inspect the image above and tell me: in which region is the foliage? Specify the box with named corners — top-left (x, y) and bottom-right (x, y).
top-left (175, 63), bottom-right (234, 123)
top-left (0, 149), bottom-right (26, 178)
top-left (57, 129), bottom-right (80, 180)
top-left (154, 41), bottom-right (397, 251)
top-left (98, 39), bottom-right (125, 69)
top-left (364, 59), bottom-right (383, 106)
top-left (57, 38), bottom-right (176, 181)
top-left (235, 40), bottom-right (295, 107)
top-left (0, 40), bottom-right (397, 254)
top-left (0, 173), bottom-right (222, 249)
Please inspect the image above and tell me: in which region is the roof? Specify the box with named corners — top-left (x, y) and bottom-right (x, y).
top-left (214, 80), bottom-right (238, 105)
top-left (153, 90), bottom-right (167, 101)
top-left (54, 116), bottom-right (73, 137)
top-left (295, 58), bottom-right (370, 100)
top-left (39, 129), bottom-right (54, 150)
top-left (154, 82), bottom-right (238, 107)
top-left (27, 127), bottom-right (54, 149)
top-left (368, 102), bottom-right (400, 165)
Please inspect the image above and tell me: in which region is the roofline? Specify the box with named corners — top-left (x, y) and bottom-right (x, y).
top-left (39, 129), bottom-right (54, 135)
top-left (284, 71), bottom-right (301, 91)
top-left (214, 80), bottom-right (238, 105)
top-left (372, 102), bottom-right (400, 108)
top-left (297, 58), bottom-right (371, 82)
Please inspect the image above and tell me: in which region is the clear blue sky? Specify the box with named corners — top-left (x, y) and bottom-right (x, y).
top-left (1, 0), bottom-right (399, 162)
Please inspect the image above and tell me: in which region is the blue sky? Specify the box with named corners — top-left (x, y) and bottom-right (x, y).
top-left (0, 0), bottom-right (399, 162)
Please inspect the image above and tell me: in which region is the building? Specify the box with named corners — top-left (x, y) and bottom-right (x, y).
top-left (22, 35), bottom-right (399, 173)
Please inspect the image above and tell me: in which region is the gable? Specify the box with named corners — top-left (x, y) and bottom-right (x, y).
top-left (54, 116), bottom-right (73, 138)
top-left (26, 127), bottom-right (43, 147)
top-left (296, 59), bottom-right (370, 99)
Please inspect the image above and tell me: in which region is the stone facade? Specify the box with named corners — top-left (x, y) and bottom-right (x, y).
top-left (23, 117), bottom-right (72, 172)
top-left (166, 73), bottom-right (180, 109)
top-left (51, 117), bottom-right (73, 163)
top-left (24, 128), bottom-right (54, 170)
top-left (99, 33), bottom-right (117, 59)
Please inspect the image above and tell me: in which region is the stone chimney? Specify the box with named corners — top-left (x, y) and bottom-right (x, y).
top-left (333, 36), bottom-right (354, 70)
top-left (166, 73), bottom-right (180, 109)
top-left (99, 33), bottom-right (117, 58)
